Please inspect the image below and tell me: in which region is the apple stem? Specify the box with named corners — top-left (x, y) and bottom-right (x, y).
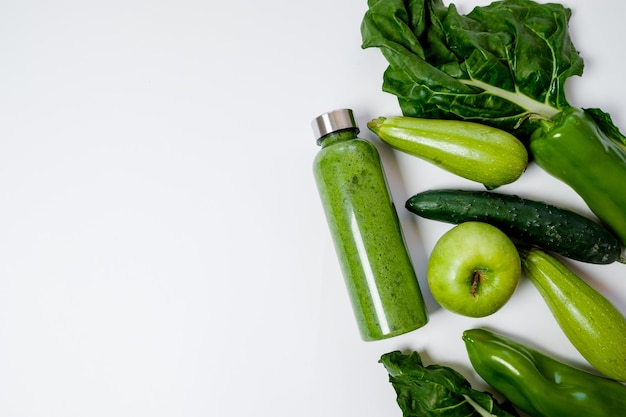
top-left (470, 271), bottom-right (481, 297)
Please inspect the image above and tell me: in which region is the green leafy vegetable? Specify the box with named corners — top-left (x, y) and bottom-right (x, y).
top-left (380, 351), bottom-right (519, 416)
top-left (361, 0), bottom-right (582, 138)
top-left (584, 107), bottom-right (626, 147)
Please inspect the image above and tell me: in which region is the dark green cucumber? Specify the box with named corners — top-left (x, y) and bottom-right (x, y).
top-left (406, 189), bottom-right (623, 264)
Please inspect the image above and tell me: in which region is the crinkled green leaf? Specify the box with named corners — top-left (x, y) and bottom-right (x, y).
top-left (361, 0), bottom-right (584, 139)
top-left (584, 108), bottom-right (626, 147)
top-left (380, 351), bottom-right (519, 417)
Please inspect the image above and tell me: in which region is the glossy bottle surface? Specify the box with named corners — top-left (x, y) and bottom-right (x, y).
top-left (312, 109), bottom-right (428, 341)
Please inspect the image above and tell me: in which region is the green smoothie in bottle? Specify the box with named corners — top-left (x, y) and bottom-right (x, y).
top-left (312, 108), bottom-right (428, 341)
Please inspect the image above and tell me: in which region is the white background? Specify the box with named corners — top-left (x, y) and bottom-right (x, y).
top-left (1, 0), bottom-right (625, 416)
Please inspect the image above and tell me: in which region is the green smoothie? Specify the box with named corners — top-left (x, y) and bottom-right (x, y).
top-left (312, 109), bottom-right (428, 341)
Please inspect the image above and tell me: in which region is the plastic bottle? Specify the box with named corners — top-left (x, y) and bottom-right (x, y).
top-left (312, 108), bottom-right (428, 341)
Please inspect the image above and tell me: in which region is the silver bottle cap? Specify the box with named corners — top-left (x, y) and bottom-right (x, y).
top-left (312, 108), bottom-right (359, 144)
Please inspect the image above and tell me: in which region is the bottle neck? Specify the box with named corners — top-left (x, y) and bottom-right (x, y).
top-left (318, 128), bottom-right (359, 147)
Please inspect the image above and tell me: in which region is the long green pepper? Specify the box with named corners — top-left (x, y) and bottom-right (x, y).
top-left (463, 328), bottom-right (626, 417)
top-left (530, 108), bottom-right (626, 248)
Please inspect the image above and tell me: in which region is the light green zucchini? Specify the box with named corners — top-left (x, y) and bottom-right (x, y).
top-left (520, 247), bottom-right (626, 381)
top-left (367, 116), bottom-right (528, 188)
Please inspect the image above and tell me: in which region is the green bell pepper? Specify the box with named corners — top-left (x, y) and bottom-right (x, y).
top-left (530, 107), bottom-right (626, 247)
top-left (463, 328), bottom-right (626, 417)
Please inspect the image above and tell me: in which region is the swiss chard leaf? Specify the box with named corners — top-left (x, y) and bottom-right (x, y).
top-left (361, 0), bottom-right (584, 139)
top-left (584, 107), bottom-right (626, 147)
top-left (380, 351), bottom-right (519, 417)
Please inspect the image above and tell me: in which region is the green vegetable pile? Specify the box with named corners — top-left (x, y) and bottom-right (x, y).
top-left (361, 0), bottom-right (626, 247)
top-left (352, 0), bottom-right (626, 415)
top-left (382, 328), bottom-right (626, 417)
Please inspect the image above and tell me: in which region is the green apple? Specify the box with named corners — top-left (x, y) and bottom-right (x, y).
top-left (427, 221), bottom-right (521, 317)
